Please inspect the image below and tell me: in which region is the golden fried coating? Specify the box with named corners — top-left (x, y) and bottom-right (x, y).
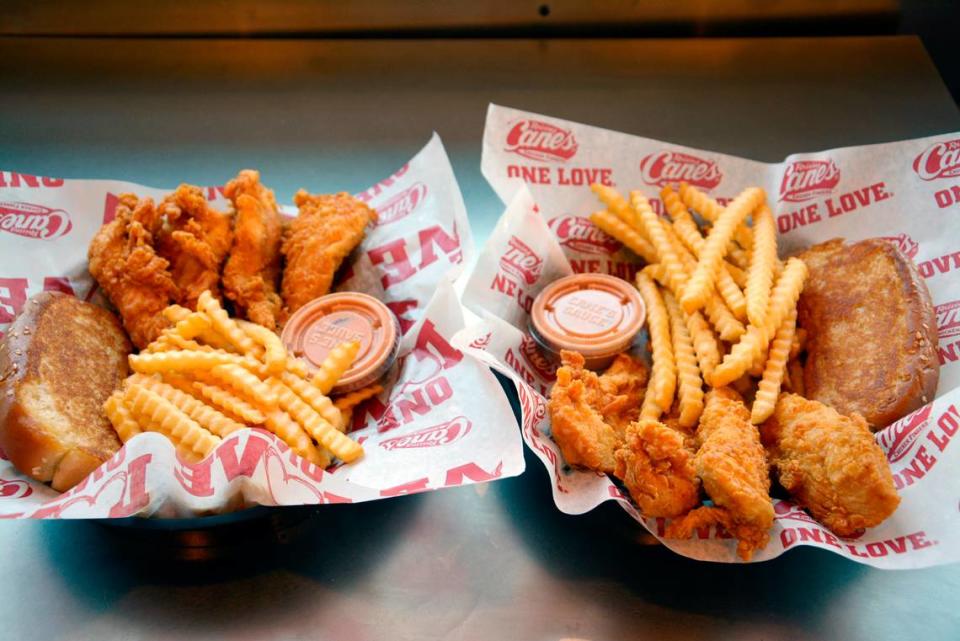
top-left (668, 388), bottom-right (773, 560)
top-left (798, 238), bottom-right (938, 429)
top-left (548, 351), bottom-right (619, 473)
top-left (614, 419), bottom-right (700, 518)
top-left (222, 170), bottom-right (284, 329)
top-left (156, 184), bottom-right (234, 309)
top-left (281, 191), bottom-right (376, 315)
top-left (597, 352), bottom-right (649, 437)
top-left (761, 393), bottom-right (900, 536)
top-left (88, 194), bottom-right (179, 348)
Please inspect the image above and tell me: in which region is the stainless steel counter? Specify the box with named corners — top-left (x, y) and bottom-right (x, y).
top-left (0, 36), bottom-right (958, 641)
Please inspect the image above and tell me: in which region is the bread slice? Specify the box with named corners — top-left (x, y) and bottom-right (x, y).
top-left (0, 292), bottom-right (130, 491)
top-left (798, 238), bottom-right (939, 429)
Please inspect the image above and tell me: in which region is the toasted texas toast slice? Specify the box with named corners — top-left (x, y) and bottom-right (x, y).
top-left (0, 292), bottom-right (130, 491)
top-left (798, 238), bottom-right (939, 429)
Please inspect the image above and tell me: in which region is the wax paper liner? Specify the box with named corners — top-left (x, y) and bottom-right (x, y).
top-left (0, 134), bottom-right (524, 518)
top-left (455, 106), bottom-right (960, 567)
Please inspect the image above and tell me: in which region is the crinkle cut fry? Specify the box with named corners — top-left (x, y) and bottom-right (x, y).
top-left (745, 204), bottom-right (778, 328)
top-left (311, 340), bottom-right (361, 395)
top-left (123, 382), bottom-right (221, 460)
top-left (681, 187), bottom-right (764, 314)
top-left (130, 373), bottom-right (245, 437)
top-left (751, 308), bottom-right (798, 424)
top-left (589, 210), bottom-right (659, 264)
top-left (268, 378), bottom-right (364, 463)
top-left (635, 272), bottom-right (676, 415)
top-left (663, 291), bottom-right (705, 428)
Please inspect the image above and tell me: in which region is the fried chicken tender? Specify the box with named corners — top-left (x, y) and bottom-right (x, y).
top-left (156, 184), bottom-right (234, 310)
top-left (548, 351), bottom-right (619, 473)
top-left (667, 388), bottom-right (773, 560)
top-left (597, 353), bottom-right (649, 436)
top-left (281, 191), bottom-right (376, 315)
top-left (88, 194), bottom-right (179, 349)
top-left (614, 419), bottom-right (700, 518)
top-left (222, 170), bottom-right (284, 329)
top-left (761, 393), bottom-right (900, 537)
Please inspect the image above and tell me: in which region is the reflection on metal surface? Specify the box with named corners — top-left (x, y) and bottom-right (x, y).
top-left (2, 0), bottom-right (899, 36)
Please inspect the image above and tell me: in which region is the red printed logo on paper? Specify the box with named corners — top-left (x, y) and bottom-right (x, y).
top-left (936, 299), bottom-right (960, 340)
top-left (0, 201), bottom-right (72, 240)
top-left (548, 215), bottom-right (620, 255)
top-left (881, 233), bottom-right (920, 260)
top-left (639, 151), bottom-right (723, 190)
top-left (380, 416), bottom-right (472, 451)
top-left (500, 236), bottom-right (544, 285)
top-left (375, 182), bottom-right (427, 227)
top-left (913, 139), bottom-right (960, 181)
top-left (0, 479), bottom-right (33, 500)
top-left (878, 403), bottom-right (933, 463)
top-left (779, 159), bottom-right (841, 202)
top-left (505, 120), bottom-right (578, 162)
top-left (520, 334), bottom-right (557, 380)
top-left (468, 332), bottom-right (492, 351)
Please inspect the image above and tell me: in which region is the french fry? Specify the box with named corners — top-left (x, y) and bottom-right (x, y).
top-left (263, 408), bottom-right (328, 468)
top-left (591, 184), bottom-right (647, 237)
top-left (311, 340), bottom-right (361, 395)
top-left (678, 182), bottom-right (755, 260)
top-left (745, 204), bottom-right (778, 328)
top-left (681, 187), bottom-right (765, 314)
top-left (131, 373), bottom-right (245, 437)
top-left (104, 391), bottom-right (141, 443)
top-left (709, 257), bottom-right (808, 387)
top-left (684, 306), bottom-right (721, 382)
top-left (751, 308), bottom-right (798, 424)
top-left (279, 370), bottom-right (343, 427)
top-left (334, 384), bottom-right (384, 412)
top-left (208, 363), bottom-right (277, 409)
top-left (336, 408), bottom-right (353, 432)
top-left (662, 185), bottom-right (747, 320)
top-left (123, 383), bottom-right (221, 459)
top-left (197, 290), bottom-right (258, 355)
top-left (589, 210), bottom-right (659, 264)
top-left (185, 373), bottom-right (267, 424)
top-left (172, 312), bottom-right (213, 341)
top-left (663, 291), bottom-right (705, 428)
top-left (724, 261), bottom-right (749, 288)
top-left (635, 272), bottom-right (676, 412)
top-left (628, 189), bottom-right (688, 296)
top-left (639, 388), bottom-right (664, 421)
top-left (268, 378), bottom-right (364, 463)
top-left (164, 304), bottom-right (235, 351)
top-left (787, 358), bottom-right (805, 397)
top-left (160, 334), bottom-right (215, 353)
top-left (129, 350), bottom-right (248, 374)
top-left (239, 320), bottom-right (286, 375)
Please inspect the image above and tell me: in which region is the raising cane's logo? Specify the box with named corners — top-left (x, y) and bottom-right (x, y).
top-left (913, 138), bottom-right (960, 181)
top-left (936, 299), bottom-right (960, 340)
top-left (375, 182), bottom-right (427, 226)
top-left (881, 233), bottom-right (920, 260)
top-left (0, 201), bottom-right (72, 240)
top-left (878, 403), bottom-right (934, 464)
top-left (379, 416), bottom-right (472, 451)
top-left (548, 215), bottom-right (620, 255)
top-left (519, 334), bottom-right (558, 380)
top-left (499, 236), bottom-right (544, 285)
top-left (639, 151), bottom-right (723, 190)
top-left (505, 120), bottom-right (578, 162)
top-left (779, 159), bottom-right (841, 202)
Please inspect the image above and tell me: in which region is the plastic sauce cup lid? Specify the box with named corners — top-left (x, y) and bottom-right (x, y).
top-left (281, 292), bottom-right (400, 394)
top-left (530, 274), bottom-right (645, 360)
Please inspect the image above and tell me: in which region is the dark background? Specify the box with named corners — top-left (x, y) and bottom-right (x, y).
top-left (2, 1), bottom-right (958, 102)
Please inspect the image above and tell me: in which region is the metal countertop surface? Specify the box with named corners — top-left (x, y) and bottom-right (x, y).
top-left (0, 35), bottom-right (958, 641)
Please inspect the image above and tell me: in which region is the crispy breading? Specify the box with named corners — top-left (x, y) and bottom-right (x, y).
top-left (761, 393), bottom-right (900, 537)
top-left (88, 193), bottom-right (179, 348)
top-left (548, 351), bottom-right (619, 473)
top-left (156, 184), bottom-right (234, 309)
top-left (667, 388), bottom-right (773, 560)
top-left (281, 191), bottom-right (376, 315)
top-left (614, 419), bottom-right (700, 518)
top-left (798, 238), bottom-right (938, 429)
top-left (222, 170), bottom-right (284, 329)
top-left (597, 352), bottom-right (649, 437)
